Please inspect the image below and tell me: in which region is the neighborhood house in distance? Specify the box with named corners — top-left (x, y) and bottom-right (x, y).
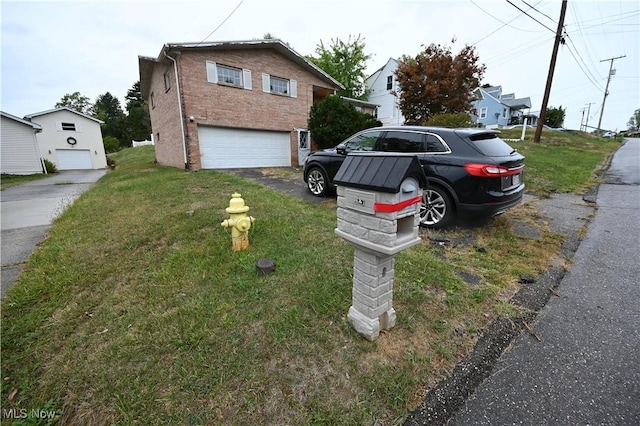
top-left (1, 107), bottom-right (107, 175)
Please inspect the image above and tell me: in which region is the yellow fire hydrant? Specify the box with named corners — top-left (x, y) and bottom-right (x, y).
top-left (221, 193), bottom-right (255, 251)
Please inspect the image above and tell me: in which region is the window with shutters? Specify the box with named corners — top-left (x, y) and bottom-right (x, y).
top-left (206, 61), bottom-right (252, 90)
top-left (261, 73), bottom-right (297, 98)
top-left (270, 76), bottom-right (289, 95)
top-left (217, 65), bottom-right (242, 86)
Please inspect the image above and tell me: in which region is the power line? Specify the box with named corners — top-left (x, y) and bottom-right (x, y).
top-left (506, 0), bottom-right (557, 34)
top-left (197, 0), bottom-right (244, 45)
top-left (520, 0), bottom-right (557, 23)
top-left (563, 34), bottom-right (605, 92)
top-left (469, 0), bottom-right (542, 32)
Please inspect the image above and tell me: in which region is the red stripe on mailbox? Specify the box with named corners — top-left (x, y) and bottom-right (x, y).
top-left (373, 196), bottom-right (422, 213)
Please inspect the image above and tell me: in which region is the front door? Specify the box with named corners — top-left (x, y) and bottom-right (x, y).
top-left (297, 129), bottom-right (311, 166)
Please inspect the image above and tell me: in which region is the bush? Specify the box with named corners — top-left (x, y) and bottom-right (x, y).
top-left (42, 158), bottom-right (57, 174)
top-left (424, 112), bottom-right (475, 128)
top-left (308, 95), bottom-right (382, 149)
top-left (103, 136), bottom-right (121, 153)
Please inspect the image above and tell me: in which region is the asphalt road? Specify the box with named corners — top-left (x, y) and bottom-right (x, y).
top-left (445, 138), bottom-right (640, 425)
top-left (1, 170), bottom-right (106, 297)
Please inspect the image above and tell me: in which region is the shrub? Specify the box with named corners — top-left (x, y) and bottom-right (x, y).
top-left (42, 158), bottom-right (57, 174)
top-left (308, 95), bottom-right (381, 149)
top-left (103, 136), bottom-right (121, 153)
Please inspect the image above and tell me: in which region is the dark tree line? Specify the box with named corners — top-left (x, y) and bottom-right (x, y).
top-left (55, 81), bottom-right (151, 153)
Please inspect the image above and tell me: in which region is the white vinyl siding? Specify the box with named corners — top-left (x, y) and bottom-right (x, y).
top-left (198, 126), bottom-right (290, 169)
top-left (0, 116), bottom-right (43, 175)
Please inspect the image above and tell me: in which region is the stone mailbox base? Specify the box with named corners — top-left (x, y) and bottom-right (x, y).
top-left (347, 248), bottom-right (397, 341)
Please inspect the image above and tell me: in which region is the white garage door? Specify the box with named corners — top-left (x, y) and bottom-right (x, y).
top-left (198, 126), bottom-right (291, 169)
top-left (57, 149), bottom-right (92, 170)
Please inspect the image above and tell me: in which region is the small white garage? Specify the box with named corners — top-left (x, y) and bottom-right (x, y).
top-left (198, 126), bottom-right (291, 169)
top-left (24, 107), bottom-right (107, 170)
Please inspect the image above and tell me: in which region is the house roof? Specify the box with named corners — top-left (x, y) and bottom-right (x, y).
top-left (502, 97), bottom-right (532, 109)
top-left (1, 111), bottom-right (43, 131)
top-left (473, 87), bottom-right (531, 110)
top-left (366, 58), bottom-right (399, 81)
top-left (138, 39), bottom-right (344, 98)
top-left (340, 96), bottom-right (379, 109)
top-left (24, 107), bottom-right (104, 124)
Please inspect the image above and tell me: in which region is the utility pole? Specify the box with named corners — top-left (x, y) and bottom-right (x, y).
top-left (584, 102), bottom-right (594, 132)
top-left (579, 108), bottom-right (586, 131)
top-left (597, 55), bottom-right (626, 133)
top-left (534, 0), bottom-right (568, 143)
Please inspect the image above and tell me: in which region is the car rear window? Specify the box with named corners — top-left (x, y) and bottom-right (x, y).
top-left (466, 132), bottom-right (517, 156)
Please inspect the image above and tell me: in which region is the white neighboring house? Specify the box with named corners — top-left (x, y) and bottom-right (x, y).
top-left (24, 107), bottom-right (107, 170)
top-left (365, 58), bottom-right (405, 126)
top-left (1, 111), bottom-right (45, 175)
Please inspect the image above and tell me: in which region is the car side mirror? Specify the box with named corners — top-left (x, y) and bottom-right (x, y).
top-left (336, 143), bottom-right (347, 155)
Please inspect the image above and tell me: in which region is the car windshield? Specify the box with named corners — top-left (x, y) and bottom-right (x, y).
top-left (466, 132), bottom-right (517, 156)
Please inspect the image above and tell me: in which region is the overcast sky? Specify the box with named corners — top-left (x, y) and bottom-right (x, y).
top-left (1, 0), bottom-right (638, 132)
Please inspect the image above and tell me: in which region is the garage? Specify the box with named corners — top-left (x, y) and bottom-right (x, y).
top-left (56, 149), bottom-right (93, 170)
top-left (198, 126), bottom-right (291, 169)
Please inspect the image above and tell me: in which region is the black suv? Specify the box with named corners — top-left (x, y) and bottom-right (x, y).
top-left (303, 126), bottom-right (525, 228)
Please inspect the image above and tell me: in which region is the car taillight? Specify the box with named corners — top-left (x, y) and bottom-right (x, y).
top-left (464, 163), bottom-right (523, 177)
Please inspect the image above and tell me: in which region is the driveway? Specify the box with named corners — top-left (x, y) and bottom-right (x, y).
top-left (1, 170), bottom-right (106, 297)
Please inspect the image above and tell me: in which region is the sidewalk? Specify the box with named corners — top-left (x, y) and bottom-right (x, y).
top-left (406, 138), bottom-right (640, 425)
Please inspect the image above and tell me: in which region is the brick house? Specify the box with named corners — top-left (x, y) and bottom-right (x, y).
top-left (138, 39), bottom-right (343, 170)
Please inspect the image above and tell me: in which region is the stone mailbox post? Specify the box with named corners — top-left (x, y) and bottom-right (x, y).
top-left (334, 152), bottom-right (427, 341)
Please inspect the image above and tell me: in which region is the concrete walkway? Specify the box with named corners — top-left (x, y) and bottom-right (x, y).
top-left (447, 138), bottom-right (640, 425)
top-left (1, 170), bottom-right (106, 297)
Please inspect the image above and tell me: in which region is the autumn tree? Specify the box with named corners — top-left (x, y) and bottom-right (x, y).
top-left (307, 35), bottom-right (372, 100)
top-left (395, 42), bottom-right (485, 125)
top-left (55, 92), bottom-right (92, 115)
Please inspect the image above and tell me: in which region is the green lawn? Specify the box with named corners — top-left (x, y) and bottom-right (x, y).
top-left (1, 173), bottom-right (48, 190)
top-left (1, 131), bottom-right (621, 425)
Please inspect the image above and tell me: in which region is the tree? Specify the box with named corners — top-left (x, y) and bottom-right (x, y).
top-left (92, 92), bottom-right (126, 146)
top-left (124, 81), bottom-right (151, 143)
top-left (308, 95), bottom-right (381, 149)
top-left (627, 108), bottom-right (640, 131)
top-left (55, 92), bottom-right (92, 115)
top-left (544, 105), bottom-right (566, 128)
top-left (103, 136), bottom-right (120, 153)
top-left (307, 35), bottom-right (372, 100)
top-left (395, 42), bottom-right (486, 125)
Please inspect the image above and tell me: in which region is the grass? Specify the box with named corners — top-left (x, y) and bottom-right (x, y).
top-left (1, 173), bottom-right (48, 190)
top-left (499, 128), bottom-right (620, 196)
top-left (1, 131), bottom-right (621, 425)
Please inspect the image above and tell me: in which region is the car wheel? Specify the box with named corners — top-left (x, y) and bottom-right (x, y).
top-left (306, 167), bottom-right (329, 197)
top-left (420, 186), bottom-right (453, 228)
